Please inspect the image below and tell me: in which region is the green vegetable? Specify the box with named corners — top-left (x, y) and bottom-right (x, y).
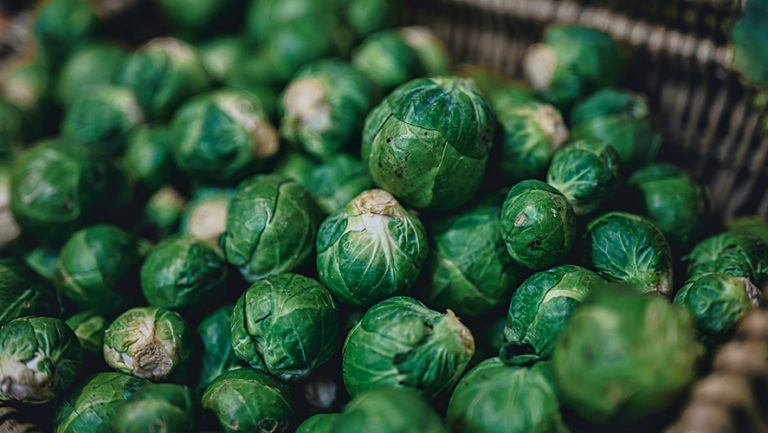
top-left (55, 43), bottom-right (127, 106)
top-left (0, 258), bottom-right (60, 326)
top-left (123, 125), bottom-right (173, 191)
top-left (732, 0), bottom-right (768, 87)
top-left (330, 387), bottom-right (448, 433)
top-left (399, 26), bottom-right (451, 76)
top-left (0, 57), bottom-right (50, 114)
top-left (200, 36), bottom-right (248, 84)
top-left (244, 0), bottom-right (337, 44)
top-left (297, 413), bottom-right (340, 433)
top-left (142, 186), bottom-right (185, 238)
top-left (157, 0), bottom-right (235, 33)
top-left (345, 0), bottom-right (401, 39)
top-left (684, 232), bottom-right (768, 286)
top-left (362, 76), bottom-right (494, 210)
top-left (455, 65), bottom-right (537, 113)
top-left (500, 180), bottom-right (576, 270)
top-left (179, 188), bottom-right (232, 243)
top-left (65, 311), bottom-right (108, 355)
top-left (273, 151), bottom-right (316, 187)
top-left (22, 243), bottom-right (61, 285)
top-left (352, 30), bottom-right (424, 91)
top-left (195, 304), bottom-right (241, 394)
top-left (342, 296), bottom-right (475, 399)
top-left (728, 215), bottom-right (768, 243)
top-left (306, 154), bottom-right (374, 214)
top-left (316, 189), bottom-right (428, 307)
top-left (113, 383), bottom-right (194, 433)
top-left (34, 0), bottom-right (98, 64)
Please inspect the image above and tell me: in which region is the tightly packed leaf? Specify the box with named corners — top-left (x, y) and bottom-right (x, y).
top-left (684, 232), bottom-right (768, 285)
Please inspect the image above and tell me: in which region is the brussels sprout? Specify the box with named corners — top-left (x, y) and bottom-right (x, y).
top-left (195, 304), bottom-right (241, 394)
top-left (0, 259), bottom-right (59, 326)
top-left (53, 372), bottom-right (149, 433)
top-left (306, 154), bottom-right (374, 214)
top-left (200, 36), bottom-right (248, 84)
top-left (552, 285), bottom-right (701, 425)
top-left (120, 37), bottom-right (211, 118)
top-left (421, 202), bottom-right (519, 316)
top-left (62, 86), bottom-right (145, 154)
top-left (22, 244), bottom-right (62, 285)
top-left (456, 65), bottom-right (537, 113)
top-left (0, 164), bottom-right (21, 249)
top-left (103, 307), bottom-right (193, 381)
top-left (113, 383), bottom-right (194, 433)
top-left (142, 186), bottom-right (186, 237)
top-left (274, 151), bottom-right (317, 187)
top-left (500, 180), bottom-right (576, 270)
top-left (345, 0), bottom-right (400, 39)
top-left (363, 77), bottom-right (494, 210)
top-left (496, 102), bottom-right (568, 181)
top-left (399, 26), bottom-right (451, 76)
top-left (171, 89), bottom-right (279, 183)
top-left (1, 56), bottom-right (51, 114)
top-left (732, 0), bottom-right (768, 87)
top-left (297, 414), bottom-right (340, 433)
top-left (179, 188), bottom-right (232, 243)
top-left (0, 99), bottom-right (25, 159)
top-left (58, 225), bottom-right (145, 314)
top-left (123, 125), bottom-right (173, 191)
top-left (0, 317), bottom-right (82, 403)
top-left (330, 387), bottom-right (447, 433)
top-left (231, 273), bottom-right (339, 381)
top-left (280, 60), bottom-right (377, 159)
top-left (728, 215), bottom-right (768, 243)
top-left (352, 30), bottom-right (424, 91)
top-left (627, 163), bottom-right (708, 247)
top-left (220, 174), bottom-right (323, 281)
top-left (244, 0), bottom-right (335, 44)
top-left (523, 25), bottom-right (624, 108)
top-left (316, 189), bottom-right (427, 307)
top-left (33, 0), bottom-right (98, 64)
top-left (447, 358), bottom-right (567, 433)
top-left (140, 236), bottom-right (227, 310)
top-left (55, 43), bottom-right (127, 106)
top-left (343, 296), bottom-right (474, 399)
top-left (547, 139), bottom-right (620, 215)
top-left (202, 368), bottom-right (293, 433)
top-left (157, 0), bottom-right (235, 32)
top-left (65, 311), bottom-right (108, 355)
top-left (684, 232), bottom-right (768, 286)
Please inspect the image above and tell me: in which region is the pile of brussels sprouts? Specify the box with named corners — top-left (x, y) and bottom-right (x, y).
top-left (0, 0), bottom-right (765, 432)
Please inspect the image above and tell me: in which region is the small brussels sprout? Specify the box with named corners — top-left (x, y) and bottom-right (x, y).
top-left (123, 125), bottom-right (173, 191)
top-left (55, 43), bottom-right (127, 106)
top-left (456, 65), bottom-right (537, 113)
top-left (103, 307), bottom-right (193, 381)
top-left (547, 139), bottom-right (621, 215)
top-left (421, 202), bottom-right (519, 316)
top-left (231, 273), bottom-right (339, 381)
top-left (195, 304), bottom-right (241, 394)
top-left (120, 37), bottom-right (211, 118)
top-left (684, 232), bottom-right (768, 286)
top-left (65, 311), bottom-right (108, 355)
top-left (500, 180), bottom-right (576, 270)
top-left (140, 236), bottom-right (228, 310)
top-left (297, 413), bottom-right (340, 433)
top-left (280, 60), bottom-right (377, 159)
top-left (553, 285), bottom-right (701, 425)
top-left (0, 258), bottom-right (58, 326)
top-left (156, 0), bottom-right (235, 32)
top-left (344, 0), bottom-right (400, 39)
top-left (398, 26), bottom-right (451, 76)
top-left (352, 30), bottom-right (424, 91)
top-left (113, 383), bottom-right (194, 433)
top-left (58, 225), bottom-right (145, 314)
top-left (330, 388), bottom-right (448, 433)
top-left (0, 99), bottom-right (26, 160)
top-left (447, 359), bottom-right (568, 433)
top-left (273, 151), bottom-right (317, 187)
top-left (220, 174), bottom-right (323, 281)
top-left (142, 186), bottom-right (186, 237)
top-left (571, 88), bottom-right (661, 170)
top-left (496, 102), bottom-right (568, 181)
top-left (0, 317), bottom-right (82, 403)
top-left (1, 56), bottom-right (51, 114)
top-left (200, 36), bottom-right (248, 84)
top-left (179, 188), bottom-right (232, 243)
top-left (363, 77), bottom-right (494, 210)
top-left (53, 372), bottom-right (149, 433)
top-left (732, 0), bottom-right (768, 87)
top-left (523, 25), bottom-right (624, 108)
top-left (202, 368), bottom-right (294, 433)
top-left (33, 0), bottom-right (98, 64)
top-left (316, 189), bottom-right (428, 307)
top-left (342, 296), bottom-right (475, 399)
top-left (306, 154), bottom-right (374, 214)
top-left (728, 215), bottom-right (768, 243)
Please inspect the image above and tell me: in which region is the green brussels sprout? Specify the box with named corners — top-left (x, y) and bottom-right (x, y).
top-left (627, 163), bottom-right (708, 247)
top-left (62, 86), bottom-right (145, 154)
top-left (447, 358), bottom-right (568, 433)
top-left (22, 244), bottom-right (62, 285)
top-left (583, 212), bottom-right (673, 296)
top-left (421, 202), bottom-right (519, 316)
top-left (171, 89), bottom-right (279, 183)
top-left (330, 387), bottom-right (448, 433)
top-left (65, 311), bottom-right (108, 355)
top-left (179, 187), bottom-right (232, 243)
top-left (200, 36), bottom-right (248, 84)
top-left (103, 307), bottom-right (193, 381)
top-left (273, 151), bottom-right (317, 187)
top-left (33, 0), bottom-right (98, 64)
top-left (362, 77), bottom-right (494, 210)
top-left (399, 26), bottom-right (451, 76)
top-left (547, 139), bottom-right (621, 215)
top-left (297, 413), bottom-right (340, 433)
top-left (732, 0), bottom-right (768, 87)
top-left (316, 189), bottom-right (427, 307)
top-left (1, 57), bottom-right (51, 114)
top-left (53, 372), bottom-right (149, 433)
top-left (728, 215), bottom-right (768, 243)
top-left (345, 0), bottom-right (400, 39)
top-left (220, 174), bottom-right (323, 281)
top-left (0, 259), bottom-right (59, 326)
top-left (552, 285), bottom-right (701, 425)
top-left (58, 225), bottom-right (145, 314)
top-left (195, 304), bottom-right (241, 394)
top-left (123, 125), bottom-right (173, 191)
top-left (244, 0), bottom-right (335, 44)
top-left (202, 368), bottom-right (294, 433)
top-left (306, 154), bottom-right (374, 214)
top-left (500, 180), bottom-right (576, 270)
top-left (0, 317), bottom-right (82, 403)
top-left (352, 30), bottom-right (424, 91)
top-left (10, 140), bottom-right (123, 240)
top-left (157, 0), bottom-right (235, 32)
top-left (342, 296), bottom-right (475, 399)
top-left (0, 98), bottom-right (28, 159)
top-left (120, 37), bottom-right (211, 119)
top-left (523, 25), bottom-right (624, 108)
top-left (496, 102), bottom-right (568, 181)
top-left (142, 186), bottom-right (186, 237)
top-left (55, 43), bottom-right (127, 106)
top-left (231, 273), bottom-right (339, 381)
top-left (684, 232), bottom-right (768, 286)
top-left (455, 65), bottom-right (537, 113)
top-left (113, 383), bottom-right (194, 433)
top-left (140, 235), bottom-right (227, 310)
top-left (280, 60), bottom-right (377, 159)
top-left (571, 89), bottom-right (661, 170)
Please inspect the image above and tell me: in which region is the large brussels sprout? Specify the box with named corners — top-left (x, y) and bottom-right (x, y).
top-left (280, 60), bottom-right (377, 159)
top-left (120, 37), bottom-right (211, 118)
top-left (140, 235), bottom-right (227, 310)
top-left (179, 187), bottom-right (232, 243)
top-left (352, 30), bottom-right (424, 91)
top-left (113, 383), bottom-right (194, 433)
top-left (523, 25), bottom-right (624, 108)
top-left (0, 57), bottom-right (50, 114)
top-left (202, 368), bottom-right (294, 433)
top-left (0, 258), bottom-right (59, 326)
top-left (58, 225), bottom-right (145, 314)
top-left (547, 139), bottom-right (621, 215)
top-left (171, 89), bottom-right (279, 183)
top-left (195, 304), bottom-right (241, 394)
top-left (231, 273), bottom-right (339, 381)
top-left (399, 26), bottom-right (451, 76)
top-left (728, 215), bottom-right (768, 243)
top-left (65, 311), bottom-right (108, 355)
top-left (123, 125), bottom-right (173, 191)
top-left (103, 307), bottom-right (193, 381)
top-left (447, 359), bottom-right (567, 433)
top-left (306, 154), bottom-right (374, 214)
top-left (220, 174), bottom-right (323, 281)
top-left (571, 89), bottom-right (661, 170)
top-left (316, 189), bottom-right (428, 307)
top-left (583, 212), bottom-right (673, 296)
top-left (330, 388), bottom-right (447, 433)
top-left (33, 0), bottom-right (98, 64)
top-left (53, 372), bottom-right (149, 433)
top-left (500, 180), bottom-right (576, 270)
top-left (553, 285), bottom-right (701, 425)
top-left (684, 232), bottom-right (768, 285)
top-left (297, 413), bottom-right (340, 433)
top-left (142, 186), bottom-right (185, 238)
top-left (345, 0), bottom-right (400, 39)
top-left (342, 296), bottom-right (475, 399)
top-left (55, 43), bottom-right (127, 106)
top-left (362, 77), bottom-right (495, 210)
top-left (200, 36), bottom-right (248, 84)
